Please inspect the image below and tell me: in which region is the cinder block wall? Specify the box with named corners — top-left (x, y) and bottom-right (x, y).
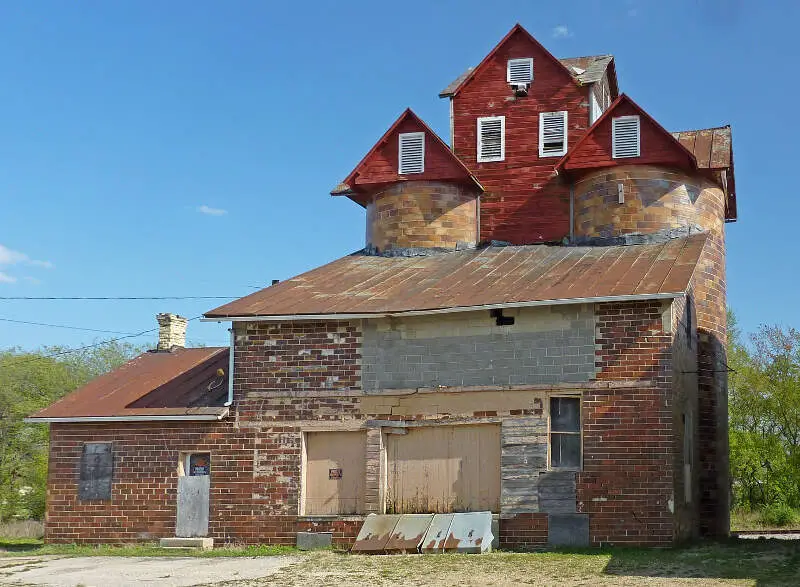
top-left (362, 305), bottom-right (595, 390)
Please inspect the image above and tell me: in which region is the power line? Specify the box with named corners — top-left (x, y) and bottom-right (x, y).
top-left (0, 317), bottom-right (136, 335)
top-left (8, 316), bottom-right (203, 366)
top-left (0, 295), bottom-right (238, 300)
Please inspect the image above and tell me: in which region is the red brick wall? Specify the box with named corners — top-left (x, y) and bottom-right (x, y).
top-left (499, 514), bottom-right (548, 550)
top-left (577, 301), bottom-right (676, 546)
top-left (233, 321), bottom-right (361, 394)
top-left (451, 28), bottom-right (588, 244)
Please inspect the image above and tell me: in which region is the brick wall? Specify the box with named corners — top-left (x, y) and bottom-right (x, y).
top-left (365, 181), bottom-right (478, 252)
top-left (451, 28), bottom-right (589, 244)
top-left (233, 321), bottom-right (361, 394)
top-left (577, 300), bottom-right (676, 546)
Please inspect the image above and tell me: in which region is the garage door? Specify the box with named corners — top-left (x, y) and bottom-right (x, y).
top-left (387, 425), bottom-right (500, 513)
top-left (304, 431), bottom-right (366, 515)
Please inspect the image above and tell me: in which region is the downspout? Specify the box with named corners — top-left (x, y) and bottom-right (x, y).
top-left (225, 326), bottom-right (234, 407)
top-left (569, 183), bottom-right (575, 244)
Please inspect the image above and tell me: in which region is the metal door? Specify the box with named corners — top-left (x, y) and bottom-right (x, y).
top-left (176, 453), bottom-right (211, 537)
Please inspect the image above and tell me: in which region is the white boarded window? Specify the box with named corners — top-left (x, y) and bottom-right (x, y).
top-left (589, 91), bottom-right (602, 125)
top-left (612, 115), bottom-right (641, 158)
top-left (507, 58), bottom-right (533, 84)
top-left (398, 132), bottom-right (425, 174)
top-left (477, 116), bottom-right (505, 162)
top-left (539, 111), bottom-right (567, 157)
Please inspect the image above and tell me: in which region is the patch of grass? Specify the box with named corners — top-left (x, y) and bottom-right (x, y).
top-left (732, 507), bottom-right (800, 531)
top-left (0, 542), bottom-right (296, 558)
top-left (0, 520), bottom-right (44, 539)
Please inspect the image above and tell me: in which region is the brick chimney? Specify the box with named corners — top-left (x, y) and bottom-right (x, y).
top-left (156, 313), bottom-right (187, 351)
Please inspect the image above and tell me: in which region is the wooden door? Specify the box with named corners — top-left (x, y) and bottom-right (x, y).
top-left (304, 431), bottom-right (366, 515)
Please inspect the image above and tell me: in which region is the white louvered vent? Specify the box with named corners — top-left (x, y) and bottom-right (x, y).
top-left (477, 116), bottom-right (505, 162)
top-left (539, 111), bottom-right (568, 157)
top-left (398, 132), bottom-right (425, 174)
top-left (507, 58), bottom-right (534, 84)
top-left (612, 116), bottom-right (641, 158)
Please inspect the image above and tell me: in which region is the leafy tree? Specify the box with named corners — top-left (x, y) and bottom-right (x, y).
top-left (0, 342), bottom-right (141, 521)
top-left (728, 310), bottom-right (800, 509)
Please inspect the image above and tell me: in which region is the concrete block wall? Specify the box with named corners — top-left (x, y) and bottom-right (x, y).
top-left (362, 305), bottom-right (595, 390)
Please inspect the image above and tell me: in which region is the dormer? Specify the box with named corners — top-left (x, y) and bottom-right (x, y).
top-left (331, 109), bottom-right (483, 253)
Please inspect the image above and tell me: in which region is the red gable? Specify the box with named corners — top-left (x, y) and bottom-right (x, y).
top-left (557, 94), bottom-right (697, 174)
top-left (331, 109), bottom-right (482, 207)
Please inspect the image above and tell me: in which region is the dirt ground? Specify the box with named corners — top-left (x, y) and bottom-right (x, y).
top-left (1, 539), bottom-right (799, 587)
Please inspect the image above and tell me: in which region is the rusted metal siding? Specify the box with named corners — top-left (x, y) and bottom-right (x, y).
top-left (205, 234), bottom-right (707, 319)
top-left (386, 425), bottom-right (500, 513)
top-left (304, 431), bottom-right (366, 515)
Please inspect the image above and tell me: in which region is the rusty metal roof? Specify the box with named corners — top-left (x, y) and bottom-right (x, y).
top-left (29, 347), bottom-right (229, 420)
top-left (672, 126), bottom-right (732, 169)
top-left (205, 233), bottom-right (708, 319)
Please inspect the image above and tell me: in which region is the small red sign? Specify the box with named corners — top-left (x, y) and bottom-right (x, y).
top-left (329, 468), bottom-right (342, 480)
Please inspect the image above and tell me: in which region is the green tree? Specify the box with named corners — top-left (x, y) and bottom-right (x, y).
top-left (728, 311), bottom-right (800, 509)
top-left (0, 342), bottom-right (141, 521)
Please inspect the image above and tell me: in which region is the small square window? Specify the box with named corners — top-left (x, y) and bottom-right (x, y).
top-left (507, 58), bottom-right (534, 84)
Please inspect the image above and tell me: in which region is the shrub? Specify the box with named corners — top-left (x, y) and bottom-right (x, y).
top-left (759, 503), bottom-right (798, 527)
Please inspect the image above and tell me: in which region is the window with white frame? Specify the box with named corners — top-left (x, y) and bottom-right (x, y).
top-left (550, 396), bottom-right (581, 469)
top-left (507, 58), bottom-right (534, 84)
top-left (477, 116), bottom-right (505, 162)
top-left (612, 115), bottom-right (641, 158)
top-left (589, 91), bottom-right (602, 125)
top-left (398, 132), bottom-right (425, 174)
top-left (539, 111), bottom-right (568, 157)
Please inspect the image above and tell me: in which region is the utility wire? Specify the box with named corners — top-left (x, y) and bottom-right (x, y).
top-left (0, 296), bottom-right (237, 300)
top-left (8, 316), bottom-right (203, 366)
top-left (0, 317), bottom-right (136, 335)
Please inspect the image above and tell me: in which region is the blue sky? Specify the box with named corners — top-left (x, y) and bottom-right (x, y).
top-left (0, 0), bottom-right (796, 350)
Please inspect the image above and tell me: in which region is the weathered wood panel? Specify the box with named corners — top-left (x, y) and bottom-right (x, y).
top-left (176, 475), bottom-right (210, 537)
top-left (387, 425), bottom-right (500, 513)
top-left (78, 442), bottom-right (113, 501)
top-left (305, 431), bottom-right (366, 515)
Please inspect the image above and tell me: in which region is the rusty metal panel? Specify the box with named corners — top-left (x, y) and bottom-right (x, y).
top-left (305, 431), bottom-right (366, 515)
top-left (387, 425), bottom-right (500, 514)
top-left (421, 514), bottom-right (455, 553)
top-left (351, 514), bottom-right (401, 553)
top-left (205, 234), bottom-right (708, 319)
top-left (384, 514), bottom-right (435, 553)
top-left (30, 347), bottom-right (229, 420)
top-left (443, 512), bottom-right (493, 553)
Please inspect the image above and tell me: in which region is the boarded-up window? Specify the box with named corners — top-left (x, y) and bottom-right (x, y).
top-left (387, 425), bottom-right (500, 513)
top-left (304, 431), bottom-right (366, 515)
top-left (78, 442), bottom-right (113, 501)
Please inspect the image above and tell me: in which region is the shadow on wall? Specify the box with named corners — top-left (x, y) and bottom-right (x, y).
top-left (599, 538), bottom-right (800, 586)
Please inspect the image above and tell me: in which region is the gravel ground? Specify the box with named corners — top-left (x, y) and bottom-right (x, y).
top-left (0, 555), bottom-right (298, 587)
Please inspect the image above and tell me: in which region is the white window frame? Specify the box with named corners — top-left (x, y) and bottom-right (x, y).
top-left (507, 57), bottom-right (534, 84)
top-left (398, 132), bottom-right (425, 174)
top-left (548, 394), bottom-right (583, 471)
top-left (589, 90), bottom-right (602, 125)
top-left (477, 116), bottom-right (505, 163)
top-left (612, 115), bottom-right (641, 159)
top-left (538, 111), bottom-right (568, 158)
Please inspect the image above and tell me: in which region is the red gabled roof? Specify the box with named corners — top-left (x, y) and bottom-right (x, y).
top-left (331, 108), bottom-right (482, 207)
top-left (439, 24), bottom-right (580, 99)
top-left (556, 94), bottom-right (698, 174)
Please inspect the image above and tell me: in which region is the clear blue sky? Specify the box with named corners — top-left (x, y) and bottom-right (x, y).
top-left (0, 0), bottom-right (796, 351)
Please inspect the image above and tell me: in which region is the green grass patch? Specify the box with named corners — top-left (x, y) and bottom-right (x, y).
top-left (732, 507), bottom-right (800, 531)
top-left (0, 541), bottom-right (295, 558)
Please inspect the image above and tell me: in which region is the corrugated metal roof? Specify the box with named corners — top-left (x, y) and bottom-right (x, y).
top-left (205, 233), bottom-right (708, 318)
top-left (671, 126), bottom-right (732, 169)
top-left (29, 347), bottom-right (229, 420)
top-left (439, 55), bottom-right (613, 98)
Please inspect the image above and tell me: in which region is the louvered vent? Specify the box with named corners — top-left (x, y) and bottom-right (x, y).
top-left (507, 58), bottom-right (534, 84)
top-left (398, 132), bottom-right (425, 174)
top-left (612, 116), bottom-right (641, 158)
top-left (539, 111), bottom-right (567, 157)
top-left (477, 116), bottom-right (505, 162)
